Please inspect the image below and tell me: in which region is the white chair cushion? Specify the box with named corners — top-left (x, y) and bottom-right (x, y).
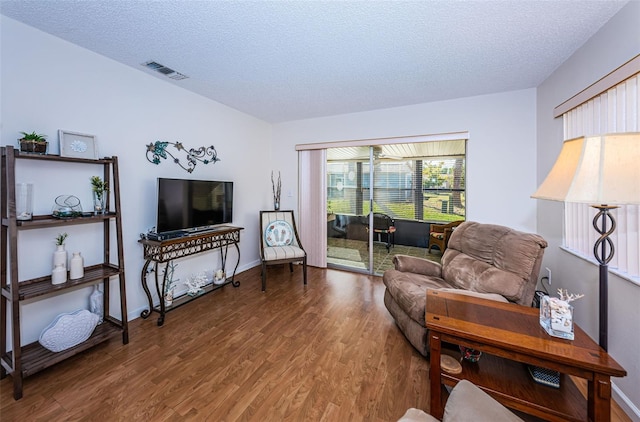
top-left (444, 380), bottom-right (524, 421)
top-left (263, 245), bottom-right (305, 261)
top-left (397, 408), bottom-right (439, 422)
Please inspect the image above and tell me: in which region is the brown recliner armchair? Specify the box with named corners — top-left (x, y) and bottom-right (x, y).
top-left (383, 221), bottom-right (547, 356)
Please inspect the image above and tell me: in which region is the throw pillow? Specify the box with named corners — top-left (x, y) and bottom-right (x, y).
top-left (265, 220), bottom-right (293, 246)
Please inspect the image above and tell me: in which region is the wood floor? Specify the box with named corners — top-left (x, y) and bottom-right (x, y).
top-left (0, 266), bottom-right (631, 421)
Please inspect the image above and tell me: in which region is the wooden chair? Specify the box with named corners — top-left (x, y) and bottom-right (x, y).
top-left (259, 210), bottom-right (307, 291)
top-left (428, 220), bottom-right (464, 254)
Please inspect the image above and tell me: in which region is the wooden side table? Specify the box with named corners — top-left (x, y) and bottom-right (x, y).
top-left (425, 290), bottom-right (626, 422)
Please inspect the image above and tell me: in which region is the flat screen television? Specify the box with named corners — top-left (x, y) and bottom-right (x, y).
top-left (156, 178), bottom-right (233, 234)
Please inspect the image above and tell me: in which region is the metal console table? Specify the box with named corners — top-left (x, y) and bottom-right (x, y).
top-left (138, 226), bottom-right (243, 326)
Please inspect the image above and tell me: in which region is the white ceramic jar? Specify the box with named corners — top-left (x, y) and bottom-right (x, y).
top-left (69, 252), bottom-right (84, 280)
top-left (51, 263), bottom-right (67, 285)
top-left (53, 244), bottom-right (67, 270)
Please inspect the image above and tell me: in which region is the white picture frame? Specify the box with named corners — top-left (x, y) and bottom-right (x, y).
top-left (59, 130), bottom-right (98, 159)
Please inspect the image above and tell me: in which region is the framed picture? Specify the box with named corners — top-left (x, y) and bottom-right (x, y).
top-left (59, 130), bottom-right (98, 159)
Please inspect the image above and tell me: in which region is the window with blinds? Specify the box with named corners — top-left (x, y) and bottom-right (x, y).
top-left (562, 73), bottom-right (639, 281)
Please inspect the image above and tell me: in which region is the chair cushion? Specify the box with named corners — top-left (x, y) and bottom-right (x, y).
top-left (444, 380), bottom-right (524, 421)
top-left (397, 408), bottom-right (438, 422)
top-left (263, 245), bottom-right (305, 261)
top-left (430, 232), bottom-right (445, 240)
top-left (442, 250), bottom-right (528, 302)
top-left (264, 220), bottom-right (293, 246)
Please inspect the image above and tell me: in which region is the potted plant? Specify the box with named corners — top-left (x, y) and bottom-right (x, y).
top-left (18, 131), bottom-right (48, 154)
top-left (90, 176), bottom-right (108, 214)
top-left (55, 233), bottom-right (68, 246)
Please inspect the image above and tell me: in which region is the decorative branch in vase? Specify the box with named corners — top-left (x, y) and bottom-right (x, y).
top-left (539, 288), bottom-right (584, 340)
top-left (271, 170), bottom-right (281, 211)
top-left (163, 261), bottom-right (180, 306)
top-left (90, 176), bottom-right (108, 214)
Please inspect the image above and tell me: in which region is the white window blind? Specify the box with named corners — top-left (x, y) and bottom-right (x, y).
top-left (562, 73), bottom-right (640, 281)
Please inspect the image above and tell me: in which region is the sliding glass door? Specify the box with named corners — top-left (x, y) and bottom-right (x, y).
top-left (326, 147), bottom-right (374, 273)
top-left (325, 140), bottom-right (467, 275)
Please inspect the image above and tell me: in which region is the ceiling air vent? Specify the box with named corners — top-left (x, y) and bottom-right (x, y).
top-left (142, 60), bottom-right (189, 80)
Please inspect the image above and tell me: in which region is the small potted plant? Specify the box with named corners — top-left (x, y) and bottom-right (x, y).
top-left (90, 176), bottom-right (108, 214)
top-left (18, 131), bottom-right (48, 154)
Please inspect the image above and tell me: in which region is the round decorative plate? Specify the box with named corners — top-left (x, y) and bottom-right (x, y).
top-left (441, 354), bottom-right (462, 374)
top-left (265, 220), bottom-right (293, 246)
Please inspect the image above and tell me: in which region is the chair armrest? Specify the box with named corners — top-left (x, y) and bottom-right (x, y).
top-left (393, 255), bottom-right (442, 277)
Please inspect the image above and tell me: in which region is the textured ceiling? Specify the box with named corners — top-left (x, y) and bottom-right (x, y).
top-left (0, 0), bottom-right (629, 123)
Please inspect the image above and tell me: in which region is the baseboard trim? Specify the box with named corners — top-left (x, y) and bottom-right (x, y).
top-left (613, 381), bottom-right (640, 422)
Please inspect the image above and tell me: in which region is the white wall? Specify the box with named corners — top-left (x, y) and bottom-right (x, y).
top-left (1, 16), bottom-right (272, 344)
top-left (536, 1), bottom-right (640, 417)
top-left (273, 88), bottom-right (538, 233)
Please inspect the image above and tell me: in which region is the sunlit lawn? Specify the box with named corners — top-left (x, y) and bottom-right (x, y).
top-left (328, 195), bottom-right (464, 222)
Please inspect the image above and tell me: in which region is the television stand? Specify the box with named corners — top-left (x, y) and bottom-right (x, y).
top-left (138, 226), bottom-right (243, 326)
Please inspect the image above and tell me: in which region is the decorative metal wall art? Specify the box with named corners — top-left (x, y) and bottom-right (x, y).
top-left (146, 141), bottom-right (220, 173)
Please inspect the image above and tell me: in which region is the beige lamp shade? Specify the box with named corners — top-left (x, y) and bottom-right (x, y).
top-left (532, 133), bottom-right (640, 205)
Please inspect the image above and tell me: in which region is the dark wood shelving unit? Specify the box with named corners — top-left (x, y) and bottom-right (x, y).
top-left (0, 146), bottom-right (129, 400)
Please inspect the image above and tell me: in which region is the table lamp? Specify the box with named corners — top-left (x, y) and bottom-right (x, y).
top-left (531, 132), bottom-right (640, 351)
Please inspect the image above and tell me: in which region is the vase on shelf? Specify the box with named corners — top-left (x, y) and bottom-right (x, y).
top-left (93, 191), bottom-right (106, 214)
top-left (164, 288), bottom-right (174, 307)
top-left (89, 284), bottom-right (104, 323)
top-left (16, 183), bottom-right (34, 221)
top-left (51, 263), bottom-right (66, 285)
top-left (274, 201), bottom-right (280, 211)
top-left (69, 252), bottom-right (84, 280)
top-left (53, 244), bottom-right (67, 270)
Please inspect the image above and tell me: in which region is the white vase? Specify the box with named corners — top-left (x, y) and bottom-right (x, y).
top-left (164, 288), bottom-right (174, 307)
top-left (53, 244), bottom-right (67, 270)
top-left (89, 285), bottom-right (104, 324)
top-left (51, 263), bottom-right (67, 285)
top-left (69, 252), bottom-right (84, 280)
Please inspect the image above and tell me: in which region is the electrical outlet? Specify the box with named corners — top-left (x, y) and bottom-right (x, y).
top-left (545, 267), bottom-right (551, 285)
